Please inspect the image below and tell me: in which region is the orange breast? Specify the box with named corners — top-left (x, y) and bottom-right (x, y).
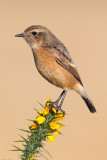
top-left (33, 47), bottom-right (78, 90)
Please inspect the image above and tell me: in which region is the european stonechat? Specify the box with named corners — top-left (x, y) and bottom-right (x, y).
top-left (15, 25), bottom-right (96, 113)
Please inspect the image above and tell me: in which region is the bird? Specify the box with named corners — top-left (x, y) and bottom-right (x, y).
top-left (15, 25), bottom-right (96, 114)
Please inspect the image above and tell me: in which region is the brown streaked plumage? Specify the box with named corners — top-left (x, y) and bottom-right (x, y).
top-left (15, 25), bottom-right (96, 113)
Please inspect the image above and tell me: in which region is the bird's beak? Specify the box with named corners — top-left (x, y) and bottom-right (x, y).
top-left (15, 33), bottom-right (24, 37)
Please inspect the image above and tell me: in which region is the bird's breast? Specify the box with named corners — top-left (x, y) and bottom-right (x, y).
top-left (32, 47), bottom-right (78, 89)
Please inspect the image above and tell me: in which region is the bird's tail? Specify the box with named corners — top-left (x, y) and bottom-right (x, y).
top-left (81, 95), bottom-right (96, 113)
top-left (75, 84), bottom-right (96, 113)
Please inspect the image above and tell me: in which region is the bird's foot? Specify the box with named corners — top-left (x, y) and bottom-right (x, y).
top-left (47, 101), bottom-right (65, 115)
top-left (55, 106), bottom-right (65, 115)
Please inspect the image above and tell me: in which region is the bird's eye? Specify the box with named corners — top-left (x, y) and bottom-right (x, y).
top-left (32, 31), bottom-right (37, 36)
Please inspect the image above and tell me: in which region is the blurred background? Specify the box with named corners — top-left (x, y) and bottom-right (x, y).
top-left (0, 0), bottom-right (107, 159)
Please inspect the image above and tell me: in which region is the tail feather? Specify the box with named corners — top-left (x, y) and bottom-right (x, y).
top-left (74, 84), bottom-right (96, 113)
top-left (82, 96), bottom-right (96, 113)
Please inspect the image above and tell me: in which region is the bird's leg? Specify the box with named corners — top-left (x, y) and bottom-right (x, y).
top-left (48, 90), bottom-right (67, 114)
top-left (48, 90), bottom-right (65, 107)
top-left (55, 90), bottom-right (67, 114)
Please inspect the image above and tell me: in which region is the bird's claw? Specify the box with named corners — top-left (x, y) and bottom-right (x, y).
top-left (47, 101), bottom-right (65, 115)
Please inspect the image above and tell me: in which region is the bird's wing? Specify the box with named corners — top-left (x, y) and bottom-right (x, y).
top-left (52, 41), bottom-right (74, 63)
top-left (55, 53), bottom-right (83, 86)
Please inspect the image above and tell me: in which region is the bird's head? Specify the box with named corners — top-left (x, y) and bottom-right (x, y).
top-left (15, 25), bottom-right (57, 49)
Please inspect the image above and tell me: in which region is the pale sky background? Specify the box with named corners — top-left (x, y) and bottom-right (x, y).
top-left (0, 0), bottom-right (107, 160)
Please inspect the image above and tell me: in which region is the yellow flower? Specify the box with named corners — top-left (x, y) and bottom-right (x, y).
top-left (54, 117), bottom-right (60, 122)
top-left (53, 129), bottom-right (61, 135)
top-left (52, 107), bottom-right (56, 113)
top-left (37, 110), bottom-right (44, 115)
top-left (30, 123), bottom-right (38, 130)
top-left (45, 98), bottom-right (51, 107)
top-left (57, 111), bottom-right (65, 120)
top-left (49, 121), bottom-right (61, 130)
top-left (29, 154), bottom-right (34, 160)
top-left (43, 106), bottom-right (50, 116)
top-left (47, 134), bottom-right (55, 144)
top-left (36, 116), bottom-right (45, 124)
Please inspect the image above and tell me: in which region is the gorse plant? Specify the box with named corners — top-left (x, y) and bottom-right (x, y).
top-left (12, 99), bottom-right (65, 160)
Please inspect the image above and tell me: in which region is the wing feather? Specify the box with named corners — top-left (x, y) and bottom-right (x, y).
top-left (47, 36), bottom-right (83, 85)
top-left (55, 54), bottom-right (83, 86)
